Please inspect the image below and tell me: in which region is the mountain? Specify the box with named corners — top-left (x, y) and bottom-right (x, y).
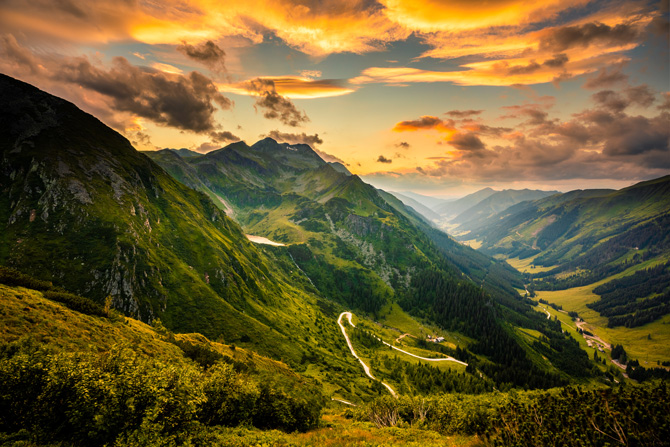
top-left (1, 74), bottom-right (609, 403)
top-left (433, 187), bottom-right (497, 219)
top-left (392, 190), bottom-right (452, 209)
top-left (148, 137), bottom-right (598, 388)
top-left (387, 191), bottom-right (441, 221)
top-left (328, 161), bottom-right (352, 176)
top-left (451, 189), bottom-right (559, 231)
top-left (0, 73), bottom-right (357, 373)
top-left (168, 148), bottom-right (202, 157)
top-left (461, 177), bottom-right (670, 326)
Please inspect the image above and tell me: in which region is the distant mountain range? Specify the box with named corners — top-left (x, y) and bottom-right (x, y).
top-left (387, 191), bottom-right (441, 221)
top-left (456, 176), bottom-right (670, 327)
top-left (433, 187), bottom-right (497, 219)
top-left (391, 186), bottom-right (560, 235)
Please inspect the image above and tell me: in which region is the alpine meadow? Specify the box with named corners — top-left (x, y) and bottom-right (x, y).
top-left (1, 1), bottom-right (669, 446)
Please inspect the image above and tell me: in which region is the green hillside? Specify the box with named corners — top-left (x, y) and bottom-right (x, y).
top-left (459, 178), bottom-right (670, 367)
top-left (147, 136), bottom-right (606, 390)
top-left (463, 177), bottom-right (670, 292)
top-left (0, 74), bottom-right (398, 398)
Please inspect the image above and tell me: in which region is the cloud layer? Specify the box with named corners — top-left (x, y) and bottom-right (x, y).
top-left (391, 84), bottom-right (670, 183)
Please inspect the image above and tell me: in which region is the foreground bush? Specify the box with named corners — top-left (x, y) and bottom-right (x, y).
top-left (357, 382), bottom-right (670, 446)
top-left (0, 340), bottom-right (324, 446)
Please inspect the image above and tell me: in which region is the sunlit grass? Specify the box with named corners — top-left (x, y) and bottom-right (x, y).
top-left (505, 255), bottom-right (555, 273)
top-left (533, 257), bottom-right (670, 364)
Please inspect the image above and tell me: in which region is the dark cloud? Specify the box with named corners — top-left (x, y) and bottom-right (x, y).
top-left (396, 141), bottom-right (410, 149)
top-left (249, 78), bottom-right (309, 127)
top-left (126, 130), bottom-right (154, 149)
top-left (464, 123), bottom-right (512, 136)
top-left (540, 22), bottom-right (641, 52)
top-left (263, 130), bottom-right (323, 146)
top-left (592, 90), bottom-right (629, 113)
top-left (445, 109), bottom-right (483, 118)
top-left (599, 113), bottom-right (669, 158)
top-left (0, 34), bottom-right (41, 74)
top-left (0, 37), bottom-right (238, 136)
top-left (501, 104), bottom-right (553, 126)
top-left (648, 0), bottom-right (670, 37)
top-left (592, 85), bottom-right (656, 113)
top-left (210, 130), bottom-right (240, 143)
top-left (177, 40), bottom-right (226, 72)
top-left (377, 155), bottom-right (392, 163)
top-left (393, 115), bottom-right (453, 131)
top-left (411, 85), bottom-right (670, 182)
top-left (625, 85), bottom-right (655, 108)
top-left (658, 92), bottom-right (670, 111)
top-left (583, 67), bottom-right (628, 89)
top-left (448, 132), bottom-right (486, 152)
top-left (56, 57), bottom-right (233, 133)
top-left (543, 53), bottom-right (569, 68)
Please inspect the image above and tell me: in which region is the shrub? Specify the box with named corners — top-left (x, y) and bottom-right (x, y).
top-left (43, 290), bottom-right (107, 318)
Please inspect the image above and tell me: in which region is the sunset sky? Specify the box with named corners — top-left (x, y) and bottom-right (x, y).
top-left (1, 0), bottom-right (668, 196)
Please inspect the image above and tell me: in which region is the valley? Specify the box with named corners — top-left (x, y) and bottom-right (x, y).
top-left (0, 73), bottom-right (668, 446)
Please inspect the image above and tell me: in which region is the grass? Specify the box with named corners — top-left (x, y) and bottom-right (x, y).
top-left (459, 239), bottom-right (482, 249)
top-left (531, 302), bottom-right (602, 367)
top-left (379, 303), bottom-right (473, 350)
top-left (504, 255), bottom-right (555, 273)
top-left (0, 284), bottom-right (308, 377)
top-left (200, 410), bottom-right (480, 446)
top-left (533, 257), bottom-right (670, 364)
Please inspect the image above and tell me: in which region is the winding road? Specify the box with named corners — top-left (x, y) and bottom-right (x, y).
top-left (338, 312), bottom-right (397, 397)
top-left (337, 312), bottom-right (469, 397)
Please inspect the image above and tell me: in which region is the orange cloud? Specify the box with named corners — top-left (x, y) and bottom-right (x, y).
top-left (380, 0), bottom-right (589, 32)
top-left (0, 0), bottom-right (405, 56)
top-left (151, 62), bottom-right (183, 74)
top-left (0, 0), bottom-right (656, 64)
top-left (221, 76), bottom-right (355, 99)
top-left (352, 48), bottom-right (633, 87)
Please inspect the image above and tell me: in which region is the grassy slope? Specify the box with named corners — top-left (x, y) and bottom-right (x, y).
top-left (463, 178), bottom-right (670, 364)
top-left (470, 176), bottom-right (670, 270)
top-left (0, 283), bottom-right (305, 383)
top-left (203, 411), bottom-right (479, 447)
top-left (149, 140), bottom-right (605, 387)
top-left (0, 75), bottom-right (410, 400)
top-left (531, 255), bottom-right (670, 363)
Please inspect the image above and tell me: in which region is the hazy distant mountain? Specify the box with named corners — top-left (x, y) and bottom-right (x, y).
top-left (388, 191), bottom-right (441, 221)
top-left (433, 187), bottom-right (497, 219)
top-left (393, 190), bottom-right (452, 209)
top-left (468, 177), bottom-right (670, 271)
top-left (452, 189), bottom-right (559, 231)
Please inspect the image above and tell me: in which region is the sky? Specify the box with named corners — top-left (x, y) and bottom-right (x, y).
top-left (1, 0), bottom-right (668, 197)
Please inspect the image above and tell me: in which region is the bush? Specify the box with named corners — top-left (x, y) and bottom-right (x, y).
top-left (43, 290), bottom-right (107, 318)
top-left (200, 363), bottom-right (259, 427)
top-left (0, 339), bottom-right (325, 445)
top-left (0, 266), bottom-right (53, 291)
